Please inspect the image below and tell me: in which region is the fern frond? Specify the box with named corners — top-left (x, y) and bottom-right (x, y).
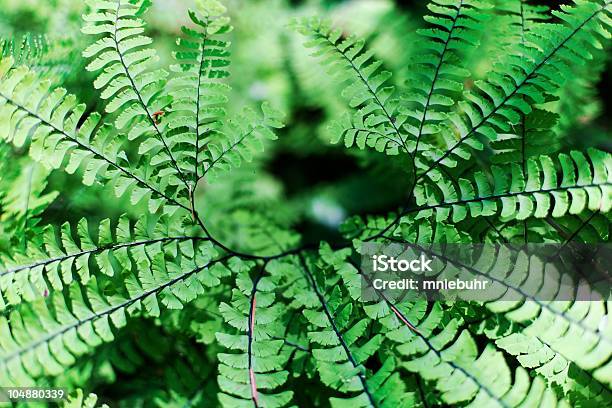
top-left (168, 0), bottom-right (232, 183)
top-left (399, 242), bottom-right (612, 385)
top-left (326, 248), bottom-right (566, 407)
top-left (0, 33), bottom-right (77, 81)
top-left (0, 243), bottom-right (229, 386)
top-left (0, 58), bottom-right (190, 214)
top-left (0, 215), bottom-right (206, 309)
top-left (293, 18), bottom-right (408, 156)
top-left (487, 323), bottom-right (612, 405)
top-left (495, 0), bottom-right (607, 137)
top-left (417, 0), bottom-right (611, 181)
top-left (490, 2), bottom-right (558, 167)
top-left (491, 295), bottom-right (612, 388)
top-left (82, 0), bottom-right (189, 192)
top-left (404, 0), bottom-right (489, 156)
top-left (168, 1), bottom-right (285, 187)
top-left (411, 149), bottom-right (611, 223)
top-left (495, 0), bottom-right (551, 50)
top-left (297, 253), bottom-right (408, 408)
top-left (357, 225), bottom-right (612, 392)
top-left (216, 262), bottom-right (294, 408)
top-left (402, 329), bottom-right (567, 407)
top-left (200, 103), bottom-right (284, 181)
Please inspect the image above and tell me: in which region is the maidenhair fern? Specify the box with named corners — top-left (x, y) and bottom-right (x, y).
top-left (0, 0), bottom-right (610, 406)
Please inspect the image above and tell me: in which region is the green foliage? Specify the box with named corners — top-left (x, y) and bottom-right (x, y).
top-left (216, 262), bottom-right (294, 407)
top-left (292, 16), bottom-right (407, 156)
top-left (0, 0), bottom-right (610, 407)
top-left (303, 252), bottom-right (411, 407)
top-left (0, 34), bottom-right (73, 77)
top-left (412, 148), bottom-right (611, 223)
top-left (64, 389), bottom-right (109, 408)
top-left (0, 146), bottom-right (57, 250)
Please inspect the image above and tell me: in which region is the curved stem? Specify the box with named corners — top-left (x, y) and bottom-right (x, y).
top-left (247, 262), bottom-right (268, 408)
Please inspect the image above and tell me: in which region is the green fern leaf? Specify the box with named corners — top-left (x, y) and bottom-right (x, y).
top-left (216, 262), bottom-right (294, 407)
top-left (82, 0), bottom-right (189, 193)
top-left (411, 149), bottom-right (612, 223)
top-left (0, 215), bottom-right (207, 309)
top-left (293, 17), bottom-right (408, 156)
top-left (201, 103), bottom-right (284, 181)
top-left (404, 0), bottom-right (490, 160)
top-left (417, 0), bottom-right (611, 182)
top-left (295, 253), bottom-right (409, 407)
top-left (167, 0), bottom-right (232, 184)
top-left (0, 58), bottom-right (190, 214)
top-left (0, 241), bottom-right (227, 385)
